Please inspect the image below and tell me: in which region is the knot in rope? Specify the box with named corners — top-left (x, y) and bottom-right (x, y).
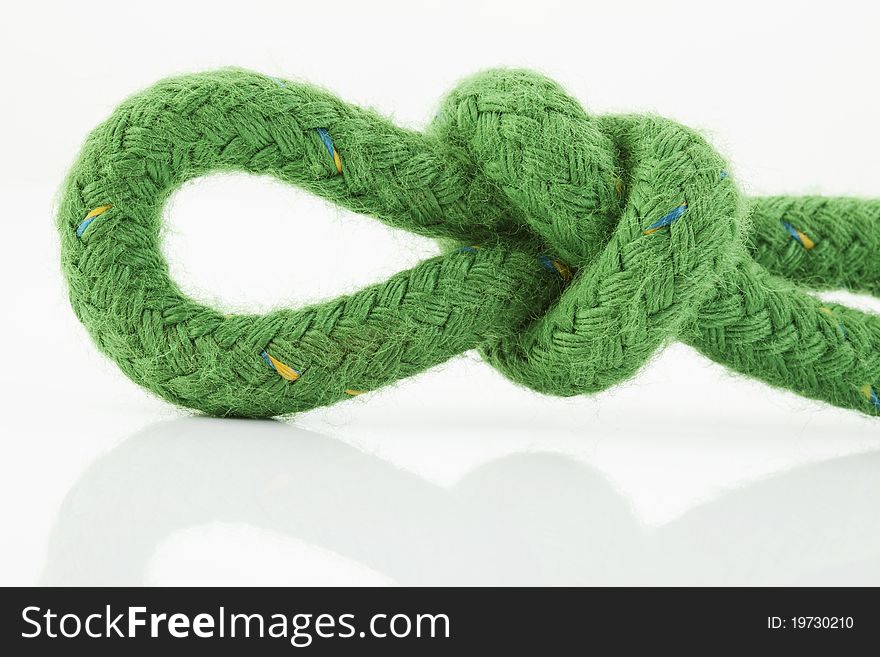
top-left (431, 70), bottom-right (744, 395)
top-left (58, 68), bottom-right (880, 418)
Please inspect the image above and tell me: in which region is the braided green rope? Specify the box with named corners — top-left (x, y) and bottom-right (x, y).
top-left (58, 68), bottom-right (880, 418)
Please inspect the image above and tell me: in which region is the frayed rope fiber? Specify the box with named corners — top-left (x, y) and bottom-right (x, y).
top-left (59, 68), bottom-right (880, 418)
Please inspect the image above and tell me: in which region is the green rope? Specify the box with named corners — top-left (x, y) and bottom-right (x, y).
top-left (58, 68), bottom-right (880, 418)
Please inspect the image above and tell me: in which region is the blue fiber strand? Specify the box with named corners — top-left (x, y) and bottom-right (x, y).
top-left (781, 221), bottom-right (802, 244)
top-left (260, 350), bottom-right (275, 371)
top-left (316, 128), bottom-right (336, 158)
top-left (645, 203), bottom-right (687, 232)
top-left (538, 255), bottom-right (556, 273)
top-left (76, 216), bottom-right (96, 237)
top-left (539, 255), bottom-right (568, 280)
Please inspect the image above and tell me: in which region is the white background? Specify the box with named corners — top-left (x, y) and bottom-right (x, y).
top-left (2, 0), bottom-right (880, 586)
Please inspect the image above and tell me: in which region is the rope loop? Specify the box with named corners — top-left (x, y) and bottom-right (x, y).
top-left (58, 68), bottom-right (880, 417)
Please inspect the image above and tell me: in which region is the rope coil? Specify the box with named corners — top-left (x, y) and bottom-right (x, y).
top-left (59, 68), bottom-right (880, 418)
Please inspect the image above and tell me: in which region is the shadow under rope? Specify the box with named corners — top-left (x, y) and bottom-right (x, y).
top-left (42, 417), bottom-right (880, 586)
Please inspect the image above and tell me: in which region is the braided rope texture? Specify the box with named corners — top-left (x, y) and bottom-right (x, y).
top-left (58, 68), bottom-right (880, 418)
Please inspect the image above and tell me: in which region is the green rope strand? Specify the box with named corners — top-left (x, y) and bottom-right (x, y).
top-left (58, 68), bottom-right (880, 418)
top-left (749, 196), bottom-right (880, 296)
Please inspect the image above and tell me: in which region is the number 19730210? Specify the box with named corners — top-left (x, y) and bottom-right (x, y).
top-left (768, 617), bottom-right (854, 630)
